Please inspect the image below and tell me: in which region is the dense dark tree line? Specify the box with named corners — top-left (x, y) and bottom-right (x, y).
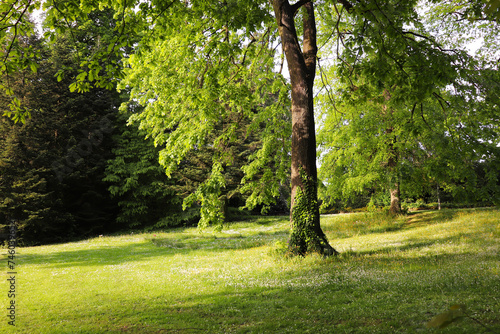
top-left (0, 32), bottom-right (120, 244)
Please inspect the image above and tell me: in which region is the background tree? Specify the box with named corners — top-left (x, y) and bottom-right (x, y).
top-left (103, 104), bottom-right (198, 229)
top-left (117, 1), bottom-right (296, 241)
top-left (316, 0), bottom-right (500, 212)
top-left (0, 17), bottom-right (121, 245)
top-left (104, 99), bottom-right (291, 230)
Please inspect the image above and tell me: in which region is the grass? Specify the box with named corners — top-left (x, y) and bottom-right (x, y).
top-left (1, 208), bottom-right (499, 333)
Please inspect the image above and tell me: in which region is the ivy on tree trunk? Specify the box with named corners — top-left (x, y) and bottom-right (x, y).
top-left (271, 0), bottom-right (337, 256)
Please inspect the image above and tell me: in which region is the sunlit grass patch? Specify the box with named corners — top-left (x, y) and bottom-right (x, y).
top-left (321, 211), bottom-right (408, 238)
top-left (325, 209), bottom-right (499, 258)
top-left (1, 208), bottom-right (499, 333)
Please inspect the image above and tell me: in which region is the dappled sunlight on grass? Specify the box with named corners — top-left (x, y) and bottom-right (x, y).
top-left (1, 208), bottom-right (499, 333)
top-left (323, 208), bottom-right (499, 258)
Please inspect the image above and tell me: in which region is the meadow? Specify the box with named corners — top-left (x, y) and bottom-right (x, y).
top-left (1, 208), bottom-right (499, 333)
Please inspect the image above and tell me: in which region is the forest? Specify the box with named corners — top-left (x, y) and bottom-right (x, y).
top-left (0, 1), bottom-right (499, 333)
top-left (1, 0), bottom-right (498, 247)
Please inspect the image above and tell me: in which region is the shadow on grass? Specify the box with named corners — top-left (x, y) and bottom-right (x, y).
top-left (17, 209), bottom-right (496, 271)
top-left (405, 209), bottom-right (457, 228)
top-left (17, 231), bottom-right (289, 269)
top-left (149, 230), bottom-right (288, 251)
top-left (337, 235), bottom-right (478, 259)
top-left (30, 253), bottom-right (499, 334)
top-left (17, 241), bottom-right (164, 268)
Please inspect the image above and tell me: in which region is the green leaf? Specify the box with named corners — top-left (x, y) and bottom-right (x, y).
top-left (76, 71), bottom-right (87, 81)
top-left (107, 41), bottom-right (115, 53)
top-left (485, 0), bottom-right (500, 15)
top-left (30, 62), bottom-right (38, 73)
top-left (55, 70), bottom-right (64, 82)
top-left (69, 82), bottom-right (78, 93)
top-left (426, 304), bottom-right (466, 329)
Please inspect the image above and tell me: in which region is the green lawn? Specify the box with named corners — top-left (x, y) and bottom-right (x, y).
top-left (1, 208), bottom-right (499, 333)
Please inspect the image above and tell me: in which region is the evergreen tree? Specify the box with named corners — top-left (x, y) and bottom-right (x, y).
top-left (0, 27), bottom-right (121, 245)
top-left (105, 97), bottom-right (291, 230)
top-left (104, 105), bottom-right (195, 229)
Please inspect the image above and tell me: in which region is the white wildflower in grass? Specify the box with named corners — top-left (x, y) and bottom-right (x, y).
top-left (2, 209), bottom-right (499, 333)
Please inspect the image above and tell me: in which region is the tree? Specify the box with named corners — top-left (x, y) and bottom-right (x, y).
top-left (0, 19), bottom-right (121, 245)
top-left (269, 1), bottom-right (337, 254)
top-left (103, 105), bottom-right (195, 229)
top-left (114, 0), bottom-right (335, 254)
top-left (112, 1), bottom-right (308, 249)
top-left (317, 16), bottom-right (500, 212)
top-left (4, 0), bottom-right (498, 253)
top-left (104, 100), bottom-right (287, 229)
top-left (0, 33), bottom-right (75, 245)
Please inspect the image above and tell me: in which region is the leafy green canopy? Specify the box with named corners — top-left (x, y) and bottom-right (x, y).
top-left (316, 0), bottom-right (500, 208)
top-left (0, 0), bottom-right (42, 123)
top-left (3, 0), bottom-right (498, 225)
top-left (117, 2), bottom-right (291, 225)
top-left (0, 0), bottom-right (293, 227)
top-left (25, 0), bottom-right (290, 226)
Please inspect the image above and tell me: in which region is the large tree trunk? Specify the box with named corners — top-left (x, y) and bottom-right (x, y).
top-left (271, 0), bottom-right (337, 256)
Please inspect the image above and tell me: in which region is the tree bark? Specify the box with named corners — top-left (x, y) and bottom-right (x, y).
top-left (387, 137), bottom-right (401, 215)
top-left (436, 183), bottom-right (441, 210)
top-left (383, 90), bottom-right (400, 215)
top-left (389, 184), bottom-right (401, 214)
top-left (271, 0), bottom-right (337, 256)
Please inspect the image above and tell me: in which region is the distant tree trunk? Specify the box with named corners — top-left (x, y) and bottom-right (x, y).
top-left (436, 183), bottom-right (441, 210)
top-left (387, 147), bottom-right (401, 215)
top-left (389, 183), bottom-right (401, 214)
top-left (383, 89), bottom-right (400, 215)
top-left (221, 194), bottom-right (228, 222)
top-left (271, 0), bottom-right (337, 256)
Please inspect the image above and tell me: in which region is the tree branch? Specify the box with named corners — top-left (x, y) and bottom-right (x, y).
top-left (410, 102), bottom-right (416, 122)
top-left (302, 1), bottom-right (317, 85)
top-left (317, 59), bottom-right (342, 116)
top-left (291, 0), bottom-right (311, 16)
top-left (150, 0), bottom-right (176, 26)
top-left (420, 103), bottom-right (432, 130)
top-left (337, 0), bottom-right (354, 13)
top-left (432, 92), bottom-right (451, 108)
top-left (0, 0), bottom-right (19, 27)
top-left (2, 0), bottom-right (32, 65)
top-left (401, 30), bottom-right (457, 53)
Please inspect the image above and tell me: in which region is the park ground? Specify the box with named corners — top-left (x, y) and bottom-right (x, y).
top-left (1, 207), bottom-right (499, 333)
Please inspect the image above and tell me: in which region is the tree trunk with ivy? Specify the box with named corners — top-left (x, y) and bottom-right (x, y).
top-left (271, 0), bottom-right (338, 256)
